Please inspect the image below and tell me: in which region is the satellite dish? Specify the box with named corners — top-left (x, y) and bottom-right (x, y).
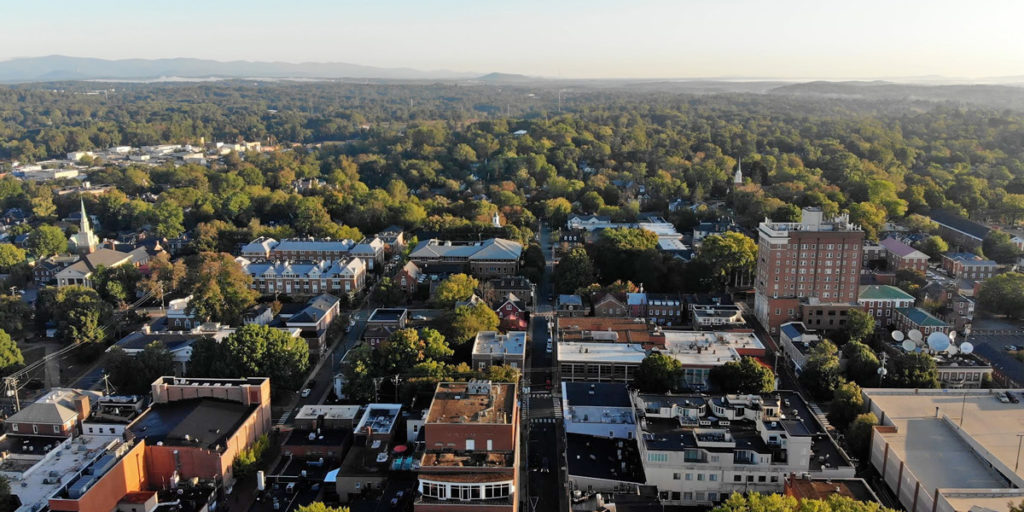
top-left (891, 330), bottom-right (905, 342)
top-left (949, 331), bottom-right (957, 342)
top-left (961, 342), bottom-right (974, 355)
top-left (908, 329), bottom-right (923, 342)
top-left (946, 345), bottom-right (958, 355)
top-left (927, 332), bottom-right (950, 352)
top-left (902, 339), bottom-right (916, 352)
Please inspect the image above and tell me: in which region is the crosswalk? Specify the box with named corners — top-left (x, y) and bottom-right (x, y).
top-left (276, 411), bottom-right (291, 426)
top-left (530, 418), bottom-right (557, 424)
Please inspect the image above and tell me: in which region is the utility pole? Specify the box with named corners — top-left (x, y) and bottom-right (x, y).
top-left (4, 377), bottom-right (18, 413)
top-left (391, 374), bottom-right (402, 403)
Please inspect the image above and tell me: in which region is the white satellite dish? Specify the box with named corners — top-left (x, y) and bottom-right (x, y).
top-left (949, 331), bottom-right (957, 342)
top-left (947, 345), bottom-right (958, 355)
top-left (901, 339), bottom-right (916, 352)
top-left (960, 342), bottom-right (974, 355)
top-left (908, 329), bottom-right (923, 342)
top-left (891, 330), bottom-right (905, 342)
top-left (927, 332), bottom-right (950, 352)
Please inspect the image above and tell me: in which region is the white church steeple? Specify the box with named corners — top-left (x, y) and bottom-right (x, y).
top-left (733, 157), bottom-right (743, 185)
top-left (70, 199), bottom-right (98, 254)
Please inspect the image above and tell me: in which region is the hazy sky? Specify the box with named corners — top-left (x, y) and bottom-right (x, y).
top-left (4, 0), bottom-right (1024, 79)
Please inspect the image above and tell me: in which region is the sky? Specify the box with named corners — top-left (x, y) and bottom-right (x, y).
top-left (3, 0), bottom-right (1024, 79)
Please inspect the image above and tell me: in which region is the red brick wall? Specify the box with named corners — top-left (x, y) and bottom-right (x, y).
top-left (49, 441), bottom-right (148, 512)
top-left (424, 424), bottom-right (515, 451)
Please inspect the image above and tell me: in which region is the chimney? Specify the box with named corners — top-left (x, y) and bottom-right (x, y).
top-left (73, 395), bottom-right (91, 422)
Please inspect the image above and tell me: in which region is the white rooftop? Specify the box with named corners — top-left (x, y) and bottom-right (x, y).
top-left (2, 435), bottom-right (117, 511)
top-left (472, 331), bottom-right (527, 357)
top-left (294, 404), bottom-right (362, 421)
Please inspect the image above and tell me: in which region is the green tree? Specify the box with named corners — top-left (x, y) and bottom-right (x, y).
top-left (447, 302), bottom-right (499, 345)
top-left (709, 356), bottom-right (775, 394)
top-left (828, 381), bottom-right (865, 430)
top-left (294, 504), bottom-right (349, 512)
top-left (889, 351), bottom-right (939, 388)
top-left (93, 264), bottom-right (142, 307)
top-left (0, 329), bottom-right (23, 375)
top-left (0, 244), bottom-right (25, 270)
top-left (27, 225), bottom-right (67, 258)
top-left (634, 352), bottom-right (682, 393)
top-left (836, 309), bottom-right (875, 345)
top-left (0, 295), bottom-right (32, 339)
top-left (49, 286), bottom-right (109, 344)
top-left (233, 433), bottom-right (271, 482)
top-left (842, 341), bottom-right (881, 386)
top-left (543, 197), bottom-right (573, 226)
top-left (799, 340), bottom-right (841, 400)
top-left (555, 247), bottom-right (594, 293)
top-left (153, 198), bottom-right (185, 238)
top-left (712, 490), bottom-right (893, 511)
top-left (421, 328), bottom-right (453, 361)
top-left (845, 412), bottom-right (879, 459)
top-left (433, 273), bottom-right (479, 308)
top-left (983, 230), bottom-right (1022, 264)
top-left (106, 342), bottom-right (175, 394)
top-left (220, 324), bottom-right (310, 390)
top-left (372, 276), bottom-right (406, 306)
top-left (848, 202), bottom-right (887, 241)
top-left (484, 364), bottom-right (520, 383)
top-left (915, 235), bottom-right (948, 260)
top-left (978, 272), bottom-right (1024, 318)
top-left (696, 232), bottom-right (757, 289)
top-left (183, 252), bottom-right (258, 325)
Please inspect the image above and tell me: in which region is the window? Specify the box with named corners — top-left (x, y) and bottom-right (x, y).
top-left (683, 492), bottom-right (693, 501)
top-left (674, 473), bottom-right (682, 480)
top-left (10, 424), bottom-right (16, 432)
top-left (709, 474), bottom-right (718, 481)
top-left (758, 475), bottom-right (766, 482)
top-left (770, 475), bottom-right (779, 483)
top-left (648, 453), bottom-right (668, 463)
top-left (697, 473), bottom-right (704, 481)
top-left (734, 475), bottom-right (742, 482)
top-left (53, 425), bottom-right (60, 433)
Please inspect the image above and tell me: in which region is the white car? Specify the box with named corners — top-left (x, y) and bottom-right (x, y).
top-left (546, 342), bottom-right (553, 353)
top-left (301, 388), bottom-right (312, 398)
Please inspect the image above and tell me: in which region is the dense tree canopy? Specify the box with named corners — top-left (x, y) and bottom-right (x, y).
top-left (709, 356), bottom-right (775, 394)
top-left (978, 272), bottom-right (1024, 318)
top-left (634, 353), bottom-right (682, 393)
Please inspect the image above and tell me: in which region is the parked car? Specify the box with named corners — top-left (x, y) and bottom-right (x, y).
top-left (413, 314), bottom-right (427, 321)
top-left (301, 388), bottom-right (312, 398)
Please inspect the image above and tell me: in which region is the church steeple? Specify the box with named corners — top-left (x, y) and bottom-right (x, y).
top-left (70, 199), bottom-right (98, 254)
top-left (733, 157), bottom-right (743, 185)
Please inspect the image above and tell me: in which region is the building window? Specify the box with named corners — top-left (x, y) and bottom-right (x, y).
top-left (734, 475), bottom-right (742, 482)
top-left (709, 474), bottom-right (718, 481)
top-left (697, 473), bottom-right (704, 481)
top-left (758, 475), bottom-right (766, 482)
top-left (770, 475), bottom-right (779, 483)
top-left (675, 473), bottom-right (683, 480)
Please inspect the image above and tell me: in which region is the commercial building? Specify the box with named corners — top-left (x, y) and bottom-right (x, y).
top-left (239, 256), bottom-right (366, 297)
top-left (335, 403), bottom-right (403, 501)
top-left (858, 285), bottom-right (916, 327)
top-left (754, 208), bottom-right (864, 335)
top-left (409, 238), bottom-right (523, 278)
top-left (880, 237), bottom-right (929, 273)
top-left (557, 330), bottom-right (765, 388)
top-left (562, 383), bottom-right (854, 508)
top-left (471, 331), bottom-right (526, 371)
top-left (863, 389), bottom-right (1024, 512)
top-left (416, 381), bottom-right (519, 512)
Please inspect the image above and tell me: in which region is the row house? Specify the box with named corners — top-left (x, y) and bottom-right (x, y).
top-left (894, 307), bottom-right (950, 336)
top-left (238, 257), bottom-right (366, 297)
top-left (241, 236), bottom-right (386, 270)
top-left (626, 293), bottom-right (686, 326)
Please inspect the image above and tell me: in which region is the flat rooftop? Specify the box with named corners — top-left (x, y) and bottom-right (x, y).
top-left (564, 382), bottom-right (633, 408)
top-left (129, 398), bottom-right (254, 450)
top-left (557, 317), bottom-right (663, 346)
top-left (472, 331), bottom-right (526, 357)
top-left (2, 435), bottom-right (115, 510)
top-left (294, 404), bottom-right (362, 422)
top-left (865, 389), bottom-right (1024, 496)
top-left (426, 382), bottom-right (515, 424)
top-left (566, 434), bottom-right (645, 484)
top-left (367, 308), bottom-right (407, 323)
top-left (787, 477), bottom-right (880, 503)
top-left (354, 404), bottom-right (402, 435)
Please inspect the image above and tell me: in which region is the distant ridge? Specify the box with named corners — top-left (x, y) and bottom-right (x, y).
top-left (0, 55), bottom-right (480, 82)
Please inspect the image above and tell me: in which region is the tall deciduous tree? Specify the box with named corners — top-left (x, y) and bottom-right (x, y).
top-left (978, 272), bottom-right (1024, 318)
top-left (555, 247), bottom-right (594, 293)
top-left (447, 302), bottom-right (499, 346)
top-left (983, 230), bottom-right (1022, 264)
top-left (709, 356), bottom-right (775, 394)
top-left (889, 352), bottom-right (939, 389)
top-left (0, 329), bottom-right (24, 375)
top-left (433, 273), bottom-right (478, 308)
top-left (106, 342), bottom-right (175, 394)
top-left (635, 353), bottom-right (682, 393)
top-left (183, 252), bottom-right (257, 325)
top-left (828, 381), bottom-right (865, 430)
top-left (696, 232), bottom-right (757, 289)
top-left (842, 341), bottom-right (881, 386)
top-left (27, 225), bottom-right (67, 258)
top-left (800, 340), bottom-right (841, 400)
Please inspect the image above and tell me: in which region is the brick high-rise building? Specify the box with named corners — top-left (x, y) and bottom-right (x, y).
top-left (754, 208), bottom-right (864, 335)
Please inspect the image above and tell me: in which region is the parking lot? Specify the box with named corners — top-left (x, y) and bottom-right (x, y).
top-left (968, 318), bottom-right (1024, 386)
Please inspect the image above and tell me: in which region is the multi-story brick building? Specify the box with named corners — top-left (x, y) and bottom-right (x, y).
top-left (754, 208), bottom-right (864, 335)
top-left (941, 252), bottom-right (1000, 281)
top-left (894, 307), bottom-right (950, 336)
top-left (239, 257), bottom-right (366, 297)
top-left (879, 237), bottom-right (929, 273)
top-left (858, 285), bottom-right (916, 327)
top-left (416, 381), bottom-right (519, 512)
top-left (409, 238), bottom-right (523, 278)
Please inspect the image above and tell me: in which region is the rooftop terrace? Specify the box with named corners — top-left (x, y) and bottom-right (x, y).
top-left (425, 381), bottom-right (515, 424)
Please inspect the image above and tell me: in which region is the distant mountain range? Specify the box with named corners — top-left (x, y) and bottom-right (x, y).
top-left (0, 55), bottom-right (480, 82)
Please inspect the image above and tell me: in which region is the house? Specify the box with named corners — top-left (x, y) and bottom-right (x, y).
top-left (5, 388), bottom-right (100, 438)
top-left (495, 294), bottom-right (528, 331)
top-left (880, 237), bottom-right (930, 273)
top-left (377, 226), bottom-right (406, 254)
top-left (690, 304), bottom-right (745, 329)
top-left (243, 303), bottom-right (275, 325)
top-left (397, 261), bottom-right (424, 294)
top-left (692, 217), bottom-right (737, 246)
top-left (557, 295), bottom-right (584, 317)
top-left (165, 295), bottom-right (199, 330)
top-left (471, 331), bottom-right (527, 371)
top-left (364, 308), bottom-right (408, 347)
top-left (894, 307), bottom-right (950, 336)
top-left (415, 381), bottom-right (518, 512)
top-left (592, 293), bottom-right (628, 317)
top-left (55, 247), bottom-right (149, 288)
top-left (484, 276), bottom-right (535, 307)
top-left (110, 328), bottom-right (201, 374)
top-left (285, 294), bottom-right (342, 357)
top-left (33, 255), bottom-right (78, 284)
top-left (351, 237), bottom-right (386, 270)
top-left (858, 285), bottom-right (916, 327)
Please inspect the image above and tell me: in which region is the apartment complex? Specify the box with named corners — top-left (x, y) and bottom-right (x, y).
top-left (416, 381), bottom-right (519, 512)
top-left (754, 208), bottom-right (864, 335)
top-left (880, 237), bottom-right (929, 273)
top-left (238, 256), bottom-right (366, 297)
top-left (941, 252), bottom-right (1000, 281)
top-left (240, 236), bottom-right (385, 270)
top-left (409, 238), bottom-right (523, 278)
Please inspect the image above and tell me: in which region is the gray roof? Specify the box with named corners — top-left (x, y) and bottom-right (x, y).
top-left (410, 238), bottom-right (522, 261)
top-left (273, 238), bottom-right (356, 253)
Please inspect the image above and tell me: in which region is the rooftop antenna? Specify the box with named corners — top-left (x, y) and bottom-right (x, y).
top-left (102, 373), bottom-right (116, 396)
top-left (391, 374), bottom-right (402, 403)
top-left (372, 377), bottom-right (384, 403)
